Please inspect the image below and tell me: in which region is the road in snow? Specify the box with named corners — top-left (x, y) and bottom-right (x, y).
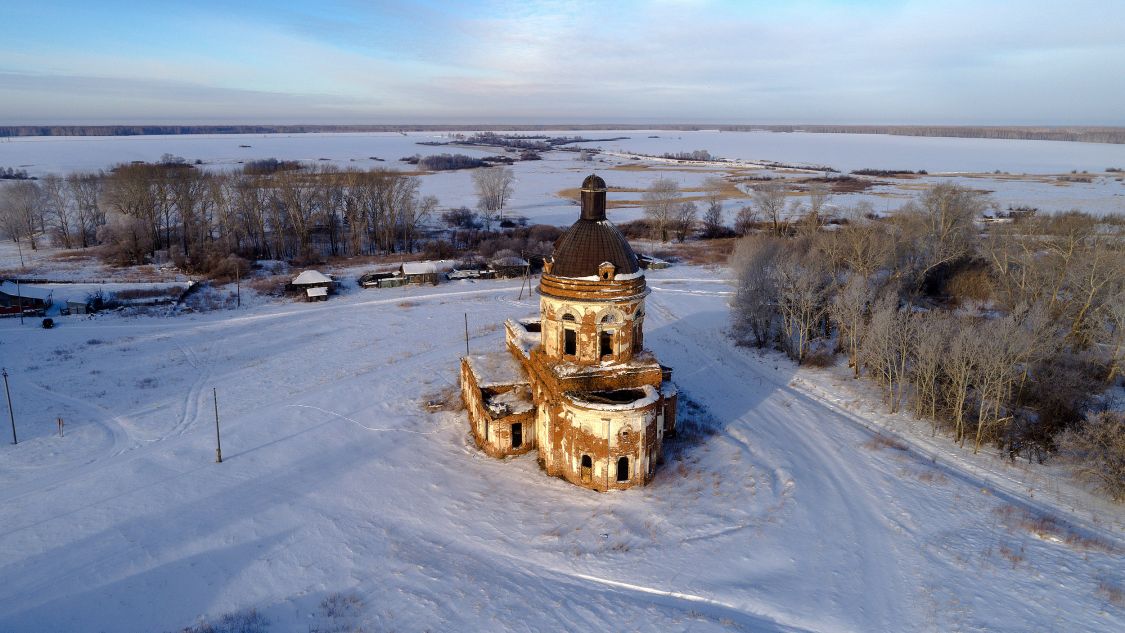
top-left (0, 269), bottom-right (1122, 632)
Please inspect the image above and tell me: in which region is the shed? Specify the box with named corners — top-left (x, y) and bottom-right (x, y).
top-left (65, 300), bottom-right (89, 315)
top-left (291, 269), bottom-right (334, 301)
top-left (401, 262), bottom-right (440, 285)
top-left (489, 256), bottom-right (530, 279)
top-left (359, 270), bottom-right (404, 289)
top-left (0, 281), bottom-right (52, 316)
top-left (637, 254), bottom-right (671, 270)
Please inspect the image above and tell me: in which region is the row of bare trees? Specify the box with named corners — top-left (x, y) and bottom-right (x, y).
top-left (731, 183), bottom-right (1125, 497)
top-left (0, 163), bottom-right (443, 272)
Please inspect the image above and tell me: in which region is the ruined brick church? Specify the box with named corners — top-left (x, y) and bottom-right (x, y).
top-left (460, 175), bottom-right (677, 491)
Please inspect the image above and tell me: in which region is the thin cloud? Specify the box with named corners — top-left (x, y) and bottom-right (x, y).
top-left (0, 0), bottom-right (1121, 124)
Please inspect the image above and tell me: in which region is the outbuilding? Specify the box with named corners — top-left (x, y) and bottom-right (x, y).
top-left (0, 281), bottom-right (53, 316)
top-left (291, 270), bottom-right (335, 301)
top-left (401, 262), bottom-right (442, 285)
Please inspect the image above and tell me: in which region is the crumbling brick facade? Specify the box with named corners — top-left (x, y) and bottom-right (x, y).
top-left (461, 175), bottom-right (677, 491)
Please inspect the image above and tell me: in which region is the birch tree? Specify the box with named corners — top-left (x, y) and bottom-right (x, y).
top-left (642, 177), bottom-right (680, 242)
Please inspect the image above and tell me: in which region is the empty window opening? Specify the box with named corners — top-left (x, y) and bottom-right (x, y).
top-left (581, 455), bottom-right (593, 483)
top-left (564, 329), bottom-right (577, 356)
top-left (600, 330), bottom-right (614, 358)
top-left (484, 420), bottom-right (489, 441)
top-left (511, 422), bottom-right (522, 449)
top-left (562, 313), bottom-right (576, 322)
top-left (617, 456), bottom-right (630, 482)
top-left (633, 324), bottom-right (643, 352)
top-left (601, 313), bottom-right (616, 324)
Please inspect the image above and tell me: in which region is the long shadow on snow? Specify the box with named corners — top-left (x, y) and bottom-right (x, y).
top-left (643, 308), bottom-right (796, 470)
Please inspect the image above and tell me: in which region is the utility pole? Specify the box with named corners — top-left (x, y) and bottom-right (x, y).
top-left (464, 313), bottom-right (470, 357)
top-left (3, 369), bottom-right (15, 445)
top-left (213, 387), bottom-right (222, 463)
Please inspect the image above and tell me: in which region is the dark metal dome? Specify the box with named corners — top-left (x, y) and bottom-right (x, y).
top-left (550, 219), bottom-right (640, 278)
top-left (548, 175), bottom-right (640, 278)
top-left (581, 174), bottom-right (607, 192)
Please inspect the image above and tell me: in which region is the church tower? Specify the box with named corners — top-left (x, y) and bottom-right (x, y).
top-left (461, 175), bottom-right (677, 491)
top-left (538, 175), bottom-right (648, 365)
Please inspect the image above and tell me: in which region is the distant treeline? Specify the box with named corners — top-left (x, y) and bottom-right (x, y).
top-left (3, 124), bottom-right (1123, 144)
top-left (727, 125), bottom-right (1125, 145)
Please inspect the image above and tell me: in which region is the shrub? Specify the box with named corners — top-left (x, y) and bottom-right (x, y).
top-left (417, 153), bottom-right (486, 171)
top-left (1057, 411), bottom-right (1125, 501)
top-left (172, 608), bottom-right (269, 633)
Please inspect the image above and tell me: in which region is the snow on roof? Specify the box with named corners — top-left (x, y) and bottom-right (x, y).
top-left (292, 270), bottom-right (333, 285)
top-left (306, 287), bottom-right (328, 297)
top-left (505, 319), bottom-right (541, 357)
top-left (565, 384), bottom-right (660, 411)
top-left (402, 260), bottom-right (455, 275)
top-left (402, 262), bottom-right (437, 275)
top-left (0, 281), bottom-right (52, 301)
top-left (491, 256), bottom-right (529, 267)
top-left (466, 352), bottom-right (529, 388)
top-left (486, 386), bottom-right (535, 417)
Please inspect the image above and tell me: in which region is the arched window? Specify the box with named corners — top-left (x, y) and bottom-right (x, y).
top-left (616, 456), bottom-right (630, 482)
top-left (564, 328), bottom-right (577, 356)
top-left (581, 455), bottom-right (593, 483)
top-left (600, 313), bottom-right (616, 324)
top-left (562, 313), bottom-right (576, 322)
top-left (600, 330), bottom-right (614, 358)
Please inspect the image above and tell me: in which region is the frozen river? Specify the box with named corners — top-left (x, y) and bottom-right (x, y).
top-left (2, 130), bottom-right (1122, 223)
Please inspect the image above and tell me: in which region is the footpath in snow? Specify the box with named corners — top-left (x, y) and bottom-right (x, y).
top-left (0, 267), bottom-right (1121, 632)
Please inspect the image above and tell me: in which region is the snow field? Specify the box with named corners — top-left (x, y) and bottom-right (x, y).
top-left (0, 268), bottom-right (1121, 632)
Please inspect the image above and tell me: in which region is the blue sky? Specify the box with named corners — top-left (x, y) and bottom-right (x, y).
top-left (1, 0), bottom-right (1122, 125)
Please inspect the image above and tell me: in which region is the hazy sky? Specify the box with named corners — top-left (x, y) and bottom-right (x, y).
top-left (1, 0), bottom-right (1122, 125)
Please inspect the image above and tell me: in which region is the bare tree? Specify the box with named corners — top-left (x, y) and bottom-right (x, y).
top-left (1, 181), bottom-right (44, 249)
top-left (96, 210), bottom-right (153, 265)
top-left (642, 177), bottom-right (680, 242)
top-left (775, 249), bottom-right (832, 363)
top-left (673, 201), bottom-right (697, 242)
top-left (941, 323), bottom-right (978, 445)
top-left (897, 182), bottom-right (984, 283)
top-left (700, 177), bottom-right (727, 238)
top-left (731, 235), bottom-right (783, 347)
top-left (472, 166), bottom-right (514, 229)
top-left (860, 293), bottom-right (914, 412)
top-left (831, 275), bottom-right (875, 378)
top-left (40, 174), bottom-right (75, 248)
top-left (807, 182), bottom-right (831, 221)
top-left (1057, 411), bottom-right (1125, 501)
top-left (66, 172), bottom-right (103, 248)
top-left (733, 205), bottom-right (758, 235)
top-left (909, 312), bottom-right (948, 430)
top-left (1099, 289), bottom-right (1125, 383)
top-left (752, 181), bottom-right (787, 235)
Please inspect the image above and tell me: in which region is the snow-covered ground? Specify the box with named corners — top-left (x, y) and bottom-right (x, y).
top-left (1, 266), bottom-right (1121, 632)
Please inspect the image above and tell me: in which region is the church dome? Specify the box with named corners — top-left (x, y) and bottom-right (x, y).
top-left (548, 175), bottom-right (640, 279)
top-left (581, 174), bottom-right (607, 192)
top-left (550, 219), bottom-right (641, 278)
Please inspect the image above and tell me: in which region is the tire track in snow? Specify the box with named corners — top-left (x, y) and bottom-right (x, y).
top-left (646, 288), bottom-right (913, 629)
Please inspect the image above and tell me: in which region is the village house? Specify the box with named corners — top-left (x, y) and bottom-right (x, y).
top-left (460, 175), bottom-right (677, 491)
top-left (0, 281), bottom-right (53, 316)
